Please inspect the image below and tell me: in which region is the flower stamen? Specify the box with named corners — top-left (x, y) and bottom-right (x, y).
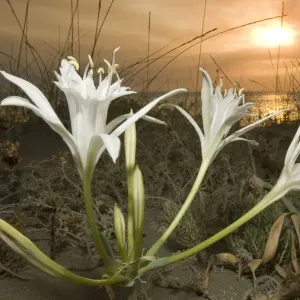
top-left (67, 56), bottom-right (80, 70)
top-left (97, 67), bottom-right (105, 84)
top-left (88, 55), bottom-right (94, 69)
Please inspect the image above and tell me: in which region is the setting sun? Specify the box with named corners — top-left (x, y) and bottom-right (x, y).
top-left (252, 26), bottom-right (294, 47)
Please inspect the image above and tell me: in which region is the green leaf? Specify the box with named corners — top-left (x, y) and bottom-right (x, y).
top-left (133, 165), bottom-right (145, 259)
top-left (0, 220), bottom-right (127, 286)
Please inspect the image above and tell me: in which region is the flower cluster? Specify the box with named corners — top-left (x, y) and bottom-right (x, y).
top-left (0, 46), bottom-right (298, 289)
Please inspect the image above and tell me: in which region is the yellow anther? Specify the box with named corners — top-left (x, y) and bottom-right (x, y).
top-left (67, 55), bottom-right (77, 61)
top-left (67, 56), bottom-right (79, 70)
top-left (97, 67), bottom-right (105, 74)
top-left (238, 88), bottom-right (245, 96)
top-left (68, 60), bottom-right (79, 70)
top-left (219, 77), bottom-right (223, 88)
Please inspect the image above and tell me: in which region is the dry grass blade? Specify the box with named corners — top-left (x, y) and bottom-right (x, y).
top-left (194, 0), bottom-right (208, 102)
top-left (261, 213), bottom-right (290, 264)
top-left (291, 232), bottom-right (299, 273)
top-left (248, 79), bottom-right (276, 93)
top-left (216, 253), bottom-right (239, 266)
top-left (90, 0), bottom-right (115, 58)
top-left (210, 55), bottom-right (236, 87)
top-left (291, 214), bottom-right (300, 247)
top-left (125, 14), bottom-right (285, 87)
top-left (134, 15), bottom-right (287, 96)
top-left (275, 1), bottom-right (285, 93)
top-left (5, 0), bottom-right (46, 76)
top-left (248, 259), bottom-right (262, 274)
top-left (248, 213), bottom-right (291, 274)
top-left (132, 27), bottom-right (218, 98)
top-left (274, 263), bottom-right (287, 279)
top-left (16, 0), bottom-right (29, 78)
top-left (105, 286), bottom-right (116, 300)
top-left (201, 254), bottom-right (216, 293)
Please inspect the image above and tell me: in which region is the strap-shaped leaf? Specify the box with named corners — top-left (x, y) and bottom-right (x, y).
top-left (132, 165), bottom-right (145, 259)
top-left (114, 204), bottom-right (128, 262)
top-left (0, 219), bottom-right (127, 286)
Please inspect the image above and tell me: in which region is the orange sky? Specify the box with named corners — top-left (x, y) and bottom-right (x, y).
top-left (0, 0), bottom-right (300, 92)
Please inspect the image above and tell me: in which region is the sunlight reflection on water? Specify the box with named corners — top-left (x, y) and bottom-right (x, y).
top-left (241, 93), bottom-right (298, 126)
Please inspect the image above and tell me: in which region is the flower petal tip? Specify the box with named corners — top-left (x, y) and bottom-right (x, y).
top-left (159, 103), bottom-right (172, 110)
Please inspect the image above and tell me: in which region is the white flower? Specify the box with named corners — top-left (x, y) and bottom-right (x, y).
top-left (1, 47), bottom-right (187, 178)
top-left (269, 125), bottom-right (300, 202)
top-left (161, 68), bottom-right (287, 164)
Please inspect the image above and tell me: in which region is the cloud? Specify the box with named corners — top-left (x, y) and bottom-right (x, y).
top-left (0, 0), bottom-right (299, 91)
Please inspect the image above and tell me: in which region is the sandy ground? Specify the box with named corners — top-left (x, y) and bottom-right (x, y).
top-left (0, 225), bottom-right (253, 300)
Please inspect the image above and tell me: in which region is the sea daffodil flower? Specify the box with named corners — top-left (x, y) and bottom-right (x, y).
top-left (0, 47), bottom-right (187, 178)
top-left (147, 68), bottom-right (288, 257)
top-left (162, 68), bottom-right (287, 164)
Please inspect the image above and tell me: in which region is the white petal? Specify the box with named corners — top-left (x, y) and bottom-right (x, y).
top-left (224, 109), bottom-right (288, 145)
top-left (59, 59), bottom-right (82, 84)
top-left (217, 137), bottom-right (259, 155)
top-left (105, 113), bottom-right (166, 134)
top-left (108, 79), bottom-right (123, 94)
top-left (112, 88), bottom-right (187, 137)
top-left (98, 75), bottom-right (112, 98)
top-left (99, 134), bottom-right (121, 163)
top-left (1, 71), bottom-right (56, 118)
top-left (1, 97), bottom-right (83, 176)
top-left (140, 115), bottom-right (166, 125)
top-left (50, 122), bottom-right (83, 176)
top-left (84, 69), bottom-right (97, 98)
top-left (86, 134), bottom-right (121, 176)
top-left (107, 90), bottom-right (136, 102)
top-left (1, 96), bottom-right (60, 122)
top-left (217, 104), bottom-right (253, 138)
top-left (160, 104), bottom-right (205, 156)
top-left (291, 163), bottom-right (300, 178)
top-left (88, 89), bottom-right (187, 175)
top-left (83, 88), bottom-right (186, 177)
top-left (276, 163), bottom-right (300, 196)
top-left (199, 68), bottom-right (213, 139)
top-left (54, 86), bottom-right (85, 136)
top-left (224, 88), bottom-right (234, 100)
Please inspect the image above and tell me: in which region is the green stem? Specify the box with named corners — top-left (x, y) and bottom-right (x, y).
top-left (146, 160), bottom-right (210, 257)
top-left (140, 192), bottom-right (274, 275)
top-left (83, 173), bottom-right (116, 275)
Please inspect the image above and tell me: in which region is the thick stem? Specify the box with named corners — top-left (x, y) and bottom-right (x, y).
top-left (127, 170), bottom-right (135, 259)
top-left (139, 193), bottom-right (274, 275)
top-left (83, 173), bottom-right (116, 275)
top-left (146, 160), bottom-right (210, 257)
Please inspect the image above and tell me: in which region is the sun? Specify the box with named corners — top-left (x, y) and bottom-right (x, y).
top-left (252, 26), bottom-right (294, 47)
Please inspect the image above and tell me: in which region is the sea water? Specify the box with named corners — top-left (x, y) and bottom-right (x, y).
top-left (132, 92), bottom-right (300, 126)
